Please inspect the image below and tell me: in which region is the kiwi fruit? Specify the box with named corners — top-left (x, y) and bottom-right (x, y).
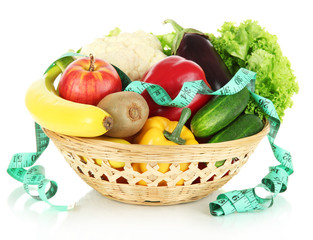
top-left (97, 91), bottom-right (149, 138)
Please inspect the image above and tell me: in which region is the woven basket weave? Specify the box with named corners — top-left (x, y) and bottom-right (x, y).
top-left (43, 121), bottom-right (269, 205)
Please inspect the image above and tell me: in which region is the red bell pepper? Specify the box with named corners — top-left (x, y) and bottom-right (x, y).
top-left (141, 56), bottom-right (212, 121)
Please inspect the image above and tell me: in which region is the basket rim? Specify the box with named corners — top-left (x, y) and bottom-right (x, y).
top-left (43, 119), bottom-right (270, 151)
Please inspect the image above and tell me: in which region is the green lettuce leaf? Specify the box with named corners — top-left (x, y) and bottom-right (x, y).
top-left (156, 32), bottom-right (176, 56)
top-left (210, 20), bottom-right (299, 121)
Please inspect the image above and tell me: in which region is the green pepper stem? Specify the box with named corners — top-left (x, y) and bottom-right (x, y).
top-left (163, 108), bottom-right (191, 145)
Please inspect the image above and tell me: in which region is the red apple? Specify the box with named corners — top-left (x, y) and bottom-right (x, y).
top-left (58, 54), bottom-right (122, 106)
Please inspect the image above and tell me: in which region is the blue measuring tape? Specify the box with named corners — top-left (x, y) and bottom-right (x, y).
top-left (7, 123), bottom-right (73, 211)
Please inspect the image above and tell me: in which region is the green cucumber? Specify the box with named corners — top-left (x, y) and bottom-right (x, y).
top-left (209, 114), bottom-right (264, 143)
top-left (191, 87), bottom-right (250, 138)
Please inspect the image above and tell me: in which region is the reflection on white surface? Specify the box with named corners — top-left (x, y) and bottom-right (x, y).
top-left (6, 183), bottom-right (293, 240)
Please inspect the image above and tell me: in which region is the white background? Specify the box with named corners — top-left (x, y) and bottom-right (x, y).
top-left (1, 0), bottom-right (312, 239)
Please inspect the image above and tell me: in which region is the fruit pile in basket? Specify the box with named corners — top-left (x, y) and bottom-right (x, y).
top-left (25, 19), bottom-right (298, 186)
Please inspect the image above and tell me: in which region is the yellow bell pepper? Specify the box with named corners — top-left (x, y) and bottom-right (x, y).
top-left (133, 108), bottom-right (198, 186)
top-left (81, 136), bottom-right (129, 168)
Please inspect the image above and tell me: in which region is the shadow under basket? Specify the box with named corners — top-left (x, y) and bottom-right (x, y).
top-left (43, 121), bottom-right (270, 205)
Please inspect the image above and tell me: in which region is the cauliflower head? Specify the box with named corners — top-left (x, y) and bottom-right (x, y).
top-left (80, 30), bottom-right (166, 81)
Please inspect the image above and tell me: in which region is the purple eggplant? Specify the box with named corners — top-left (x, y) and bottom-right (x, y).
top-left (164, 19), bottom-right (231, 91)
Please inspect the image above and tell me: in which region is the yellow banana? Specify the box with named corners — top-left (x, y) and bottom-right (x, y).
top-left (25, 58), bottom-right (113, 137)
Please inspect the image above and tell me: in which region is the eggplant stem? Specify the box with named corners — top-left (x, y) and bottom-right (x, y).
top-left (164, 19), bottom-right (184, 33)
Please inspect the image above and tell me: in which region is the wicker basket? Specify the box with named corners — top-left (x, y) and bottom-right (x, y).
top-left (43, 121), bottom-right (270, 205)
